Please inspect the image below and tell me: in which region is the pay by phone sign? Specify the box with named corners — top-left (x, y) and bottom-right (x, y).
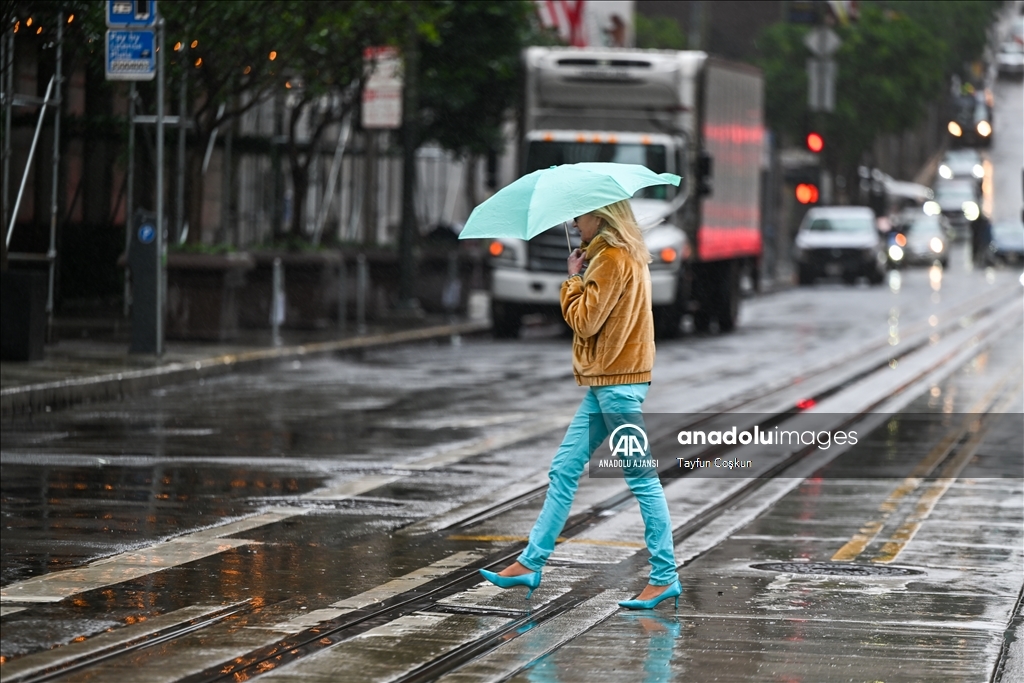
top-left (106, 30), bottom-right (156, 81)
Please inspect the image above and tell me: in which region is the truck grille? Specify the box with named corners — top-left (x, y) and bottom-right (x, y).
top-left (807, 247), bottom-right (867, 266)
top-left (528, 226), bottom-right (581, 272)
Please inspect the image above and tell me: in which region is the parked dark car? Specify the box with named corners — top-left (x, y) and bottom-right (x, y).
top-left (887, 211), bottom-right (949, 268)
top-left (795, 207), bottom-right (886, 285)
top-left (986, 221), bottom-right (1024, 265)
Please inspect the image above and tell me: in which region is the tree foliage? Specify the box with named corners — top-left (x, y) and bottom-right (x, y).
top-left (874, 0), bottom-right (1002, 79)
top-left (635, 14), bottom-right (687, 50)
top-left (6, 1), bottom-right (536, 243)
top-left (419, 0), bottom-right (534, 157)
top-left (758, 4), bottom-right (952, 169)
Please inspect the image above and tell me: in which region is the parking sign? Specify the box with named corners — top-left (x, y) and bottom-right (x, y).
top-left (106, 29), bottom-right (156, 81)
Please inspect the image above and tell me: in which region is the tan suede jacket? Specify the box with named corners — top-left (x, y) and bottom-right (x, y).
top-left (560, 236), bottom-right (655, 386)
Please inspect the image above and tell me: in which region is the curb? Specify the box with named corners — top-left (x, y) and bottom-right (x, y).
top-left (1, 321), bottom-right (490, 420)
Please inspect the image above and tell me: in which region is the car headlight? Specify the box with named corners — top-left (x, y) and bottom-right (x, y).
top-left (948, 121), bottom-right (962, 137)
top-left (972, 164), bottom-right (985, 179)
top-left (962, 201), bottom-right (980, 221)
top-left (923, 201), bottom-right (941, 216)
top-left (930, 237), bottom-right (944, 253)
top-left (976, 120), bottom-right (992, 137)
top-left (938, 164), bottom-right (953, 179)
top-left (888, 245), bottom-right (904, 261)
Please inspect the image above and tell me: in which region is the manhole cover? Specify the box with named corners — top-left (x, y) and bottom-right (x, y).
top-left (751, 562), bottom-right (923, 576)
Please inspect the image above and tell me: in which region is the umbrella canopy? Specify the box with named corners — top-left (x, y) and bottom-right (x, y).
top-left (458, 162), bottom-right (681, 241)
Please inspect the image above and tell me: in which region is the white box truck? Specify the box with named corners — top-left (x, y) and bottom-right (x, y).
top-left (488, 47), bottom-right (765, 338)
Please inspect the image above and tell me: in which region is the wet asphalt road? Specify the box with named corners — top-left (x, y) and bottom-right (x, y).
top-left (1, 244), bottom-right (1020, 681)
top-left (2, 33), bottom-right (1024, 683)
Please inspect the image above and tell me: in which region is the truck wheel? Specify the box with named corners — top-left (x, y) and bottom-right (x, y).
top-left (692, 310), bottom-right (712, 333)
top-left (491, 301), bottom-right (521, 339)
top-left (654, 305), bottom-right (684, 339)
top-left (798, 265), bottom-right (815, 285)
top-left (715, 261), bottom-right (740, 333)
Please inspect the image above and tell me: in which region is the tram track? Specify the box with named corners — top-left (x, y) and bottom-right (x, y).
top-left (5, 288), bottom-right (1020, 683)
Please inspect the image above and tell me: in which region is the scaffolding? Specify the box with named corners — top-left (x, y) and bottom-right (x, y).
top-left (2, 12), bottom-right (64, 338)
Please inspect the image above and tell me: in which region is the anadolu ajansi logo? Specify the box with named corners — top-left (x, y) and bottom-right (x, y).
top-left (608, 423), bottom-right (648, 458)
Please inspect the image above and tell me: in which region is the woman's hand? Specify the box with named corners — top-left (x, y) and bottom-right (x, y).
top-left (567, 248), bottom-right (587, 276)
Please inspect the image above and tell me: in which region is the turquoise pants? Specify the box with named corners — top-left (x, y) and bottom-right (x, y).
top-left (517, 382), bottom-right (679, 586)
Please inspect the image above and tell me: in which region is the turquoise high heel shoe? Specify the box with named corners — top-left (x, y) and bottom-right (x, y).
top-left (478, 568), bottom-right (542, 599)
top-left (617, 580), bottom-right (682, 610)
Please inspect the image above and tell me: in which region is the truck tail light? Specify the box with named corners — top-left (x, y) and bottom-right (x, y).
top-left (489, 241), bottom-right (504, 257)
top-left (660, 247), bottom-right (678, 263)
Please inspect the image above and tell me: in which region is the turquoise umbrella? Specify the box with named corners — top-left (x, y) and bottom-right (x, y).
top-left (458, 163), bottom-right (681, 245)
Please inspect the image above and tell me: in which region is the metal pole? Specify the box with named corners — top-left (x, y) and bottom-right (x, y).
top-left (355, 253), bottom-right (367, 335)
top-left (2, 29), bottom-right (12, 237)
top-left (124, 82), bottom-right (136, 317)
top-left (271, 256), bottom-right (283, 346)
top-left (313, 116), bottom-right (351, 246)
top-left (176, 45), bottom-right (186, 244)
top-left (155, 18), bottom-right (165, 356)
top-left (6, 75), bottom-right (54, 247)
top-left (337, 255), bottom-right (346, 335)
top-left (47, 12), bottom-right (63, 337)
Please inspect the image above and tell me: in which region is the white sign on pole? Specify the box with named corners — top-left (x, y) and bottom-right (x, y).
top-left (803, 26), bottom-right (842, 56)
top-left (807, 58), bottom-right (836, 112)
top-left (362, 47), bottom-right (403, 129)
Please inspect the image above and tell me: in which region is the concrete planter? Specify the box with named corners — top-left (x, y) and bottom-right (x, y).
top-left (1, 270), bottom-right (48, 361)
top-left (239, 250), bottom-right (342, 330)
top-left (165, 252), bottom-right (255, 341)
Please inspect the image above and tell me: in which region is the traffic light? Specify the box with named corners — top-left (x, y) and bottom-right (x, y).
top-left (795, 183), bottom-right (819, 204)
top-left (806, 132), bottom-right (824, 153)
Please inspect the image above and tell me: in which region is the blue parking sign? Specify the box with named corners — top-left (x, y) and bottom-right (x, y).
top-left (107, 0), bottom-right (157, 28)
top-left (106, 30), bottom-right (155, 81)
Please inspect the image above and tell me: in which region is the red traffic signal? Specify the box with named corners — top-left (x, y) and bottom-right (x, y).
top-left (806, 132), bottom-right (824, 153)
top-left (795, 183), bottom-right (819, 204)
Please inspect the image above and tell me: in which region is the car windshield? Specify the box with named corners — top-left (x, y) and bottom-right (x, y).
top-left (904, 216), bottom-right (942, 236)
top-left (935, 183), bottom-right (975, 202)
top-left (807, 216), bottom-right (873, 233)
top-left (945, 150), bottom-right (979, 162)
top-left (525, 141), bottom-right (672, 199)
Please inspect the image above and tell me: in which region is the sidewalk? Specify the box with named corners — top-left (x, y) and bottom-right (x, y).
top-left (1, 316), bottom-right (490, 419)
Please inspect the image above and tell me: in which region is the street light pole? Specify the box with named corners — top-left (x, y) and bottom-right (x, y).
top-left (398, 24), bottom-right (419, 309)
top-left (155, 16), bottom-right (165, 356)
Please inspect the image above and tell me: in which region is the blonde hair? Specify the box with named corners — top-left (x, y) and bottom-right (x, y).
top-left (588, 200), bottom-right (651, 264)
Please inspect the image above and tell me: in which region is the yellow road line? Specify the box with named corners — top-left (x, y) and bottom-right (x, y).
top-left (870, 384), bottom-right (1021, 563)
top-left (869, 425), bottom-right (986, 563)
top-left (831, 366), bottom-right (1019, 563)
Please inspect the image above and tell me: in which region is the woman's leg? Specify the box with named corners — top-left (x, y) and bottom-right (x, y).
top-left (516, 389), bottom-right (606, 572)
top-left (594, 383), bottom-right (678, 586)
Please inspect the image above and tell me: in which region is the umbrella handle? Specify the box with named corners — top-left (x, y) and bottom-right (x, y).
top-left (564, 222), bottom-right (572, 254)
